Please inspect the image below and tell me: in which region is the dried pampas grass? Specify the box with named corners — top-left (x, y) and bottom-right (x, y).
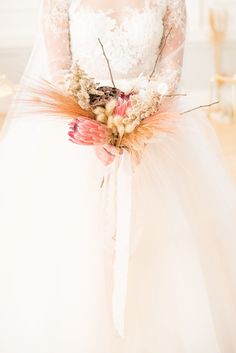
top-left (121, 111), bottom-right (179, 163)
top-left (20, 79), bottom-right (95, 119)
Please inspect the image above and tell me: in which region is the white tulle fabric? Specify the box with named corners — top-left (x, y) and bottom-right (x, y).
top-left (1, 0), bottom-right (236, 352)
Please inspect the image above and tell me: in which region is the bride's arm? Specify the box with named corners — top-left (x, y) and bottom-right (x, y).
top-left (154, 0), bottom-right (187, 96)
top-left (41, 1), bottom-right (116, 166)
top-left (41, 0), bottom-right (72, 82)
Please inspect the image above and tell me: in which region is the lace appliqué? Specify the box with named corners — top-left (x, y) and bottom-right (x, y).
top-left (152, 0), bottom-right (186, 94)
top-left (155, 67), bottom-right (182, 95)
top-left (69, 0), bottom-right (168, 80)
top-left (43, 0), bottom-right (70, 35)
top-left (42, 0), bottom-right (72, 82)
top-left (166, 0), bottom-right (186, 33)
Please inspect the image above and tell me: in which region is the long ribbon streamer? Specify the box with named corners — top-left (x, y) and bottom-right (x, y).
top-left (111, 150), bottom-right (133, 337)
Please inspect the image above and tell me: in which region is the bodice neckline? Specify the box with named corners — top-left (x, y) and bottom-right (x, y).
top-left (68, 0), bottom-right (167, 80)
top-left (69, 0), bottom-right (157, 29)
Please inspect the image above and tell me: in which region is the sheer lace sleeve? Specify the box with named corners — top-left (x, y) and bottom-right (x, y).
top-left (41, 0), bottom-right (72, 82)
top-left (154, 0), bottom-right (187, 95)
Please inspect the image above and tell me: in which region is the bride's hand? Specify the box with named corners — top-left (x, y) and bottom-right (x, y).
top-left (94, 144), bottom-right (122, 166)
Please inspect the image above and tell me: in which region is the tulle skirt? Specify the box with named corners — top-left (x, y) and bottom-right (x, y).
top-left (0, 106), bottom-right (236, 353)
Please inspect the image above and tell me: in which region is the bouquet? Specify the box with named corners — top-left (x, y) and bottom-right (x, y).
top-left (23, 35), bottom-right (218, 166)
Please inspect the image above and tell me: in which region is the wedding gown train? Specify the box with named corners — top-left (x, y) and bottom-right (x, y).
top-left (0, 0), bottom-right (236, 352)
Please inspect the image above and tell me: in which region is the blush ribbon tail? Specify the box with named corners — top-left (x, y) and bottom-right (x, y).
top-left (112, 150), bottom-right (133, 337)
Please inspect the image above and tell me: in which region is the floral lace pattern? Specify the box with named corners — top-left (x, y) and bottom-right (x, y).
top-left (155, 0), bottom-right (186, 94)
top-left (43, 0), bottom-right (70, 35)
top-left (68, 0), bottom-right (167, 80)
top-left (41, 0), bottom-right (72, 82)
top-left (41, 0), bottom-right (186, 93)
top-left (167, 0), bottom-right (187, 32)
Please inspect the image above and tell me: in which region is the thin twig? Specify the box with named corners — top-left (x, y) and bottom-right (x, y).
top-left (98, 37), bottom-right (116, 88)
top-left (163, 93), bottom-right (187, 98)
top-left (148, 27), bottom-right (173, 82)
top-left (100, 176), bottom-right (105, 188)
top-left (180, 101), bottom-right (220, 115)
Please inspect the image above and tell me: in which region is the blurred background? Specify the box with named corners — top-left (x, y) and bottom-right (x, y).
top-left (0, 0), bottom-right (236, 177)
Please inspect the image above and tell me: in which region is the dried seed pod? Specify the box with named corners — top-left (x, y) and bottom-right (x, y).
top-left (105, 99), bottom-right (117, 115)
top-left (107, 115), bottom-right (114, 129)
top-left (118, 124), bottom-right (125, 137)
top-left (125, 123), bottom-right (135, 134)
top-left (122, 117), bottom-right (131, 125)
top-left (89, 88), bottom-right (104, 96)
top-left (113, 115), bottom-right (123, 127)
top-left (93, 106), bottom-right (105, 115)
top-left (89, 86), bottom-right (120, 107)
top-left (96, 113), bottom-right (107, 123)
top-left (112, 126), bottom-right (118, 135)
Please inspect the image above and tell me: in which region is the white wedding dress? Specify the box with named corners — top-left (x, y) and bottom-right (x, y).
top-left (1, 0), bottom-right (236, 352)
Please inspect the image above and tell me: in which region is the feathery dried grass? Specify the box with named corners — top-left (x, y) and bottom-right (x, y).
top-left (21, 79), bottom-right (95, 119)
top-left (120, 112), bottom-right (179, 165)
top-left (121, 112), bottom-right (179, 149)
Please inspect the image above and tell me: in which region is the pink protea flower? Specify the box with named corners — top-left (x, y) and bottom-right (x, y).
top-left (68, 116), bottom-right (111, 145)
top-left (114, 94), bottom-right (132, 117)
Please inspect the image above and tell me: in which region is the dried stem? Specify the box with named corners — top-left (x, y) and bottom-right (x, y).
top-left (148, 27), bottom-right (173, 82)
top-left (98, 37), bottom-right (116, 88)
top-left (100, 177), bottom-right (105, 188)
top-left (180, 101), bottom-right (220, 115)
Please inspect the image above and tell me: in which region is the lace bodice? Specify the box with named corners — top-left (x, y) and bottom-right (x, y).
top-left (41, 0), bottom-right (186, 94)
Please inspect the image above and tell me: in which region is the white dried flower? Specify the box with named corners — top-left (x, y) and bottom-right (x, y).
top-left (117, 125), bottom-right (125, 137)
top-left (105, 99), bottom-right (117, 115)
top-left (113, 115), bottom-right (123, 127)
top-left (93, 107), bottom-right (105, 115)
top-left (93, 99), bottom-right (117, 126)
top-left (76, 91), bottom-right (90, 110)
top-left (96, 113), bottom-right (107, 123)
top-left (128, 92), bottom-right (161, 121)
top-left (62, 61), bottom-right (102, 110)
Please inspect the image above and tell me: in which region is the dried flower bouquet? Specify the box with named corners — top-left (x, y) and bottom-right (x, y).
top-left (22, 32), bottom-right (218, 165)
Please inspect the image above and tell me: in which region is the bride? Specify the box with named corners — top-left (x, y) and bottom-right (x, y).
top-left (1, 0), bottom-right (236, 352)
